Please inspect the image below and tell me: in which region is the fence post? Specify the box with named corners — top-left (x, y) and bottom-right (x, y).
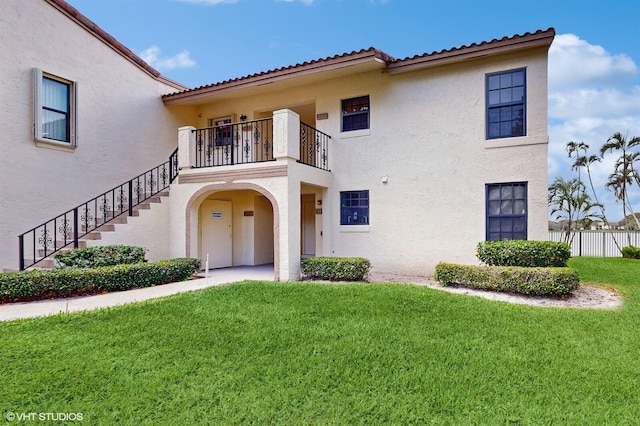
top-left (603, 232), bottom-right (606, 257)
top-left (579, 232), bottom-right (582, 257)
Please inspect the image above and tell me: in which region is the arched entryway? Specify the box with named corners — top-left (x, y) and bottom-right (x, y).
top-left (184, 184), bottom-right (279, 280)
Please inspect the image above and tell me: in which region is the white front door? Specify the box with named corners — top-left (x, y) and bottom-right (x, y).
top-left (201, 200), bottom-right (233, 269)
top-left (301, 195), bottom-right (316, 257)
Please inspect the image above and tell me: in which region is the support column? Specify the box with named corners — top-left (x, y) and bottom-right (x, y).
top-left (273, 109), bottom-right (300, 162)
top-left (178, 126), bottom-right (196, 169)
top-left (277, 178), bottom-right (302, 281)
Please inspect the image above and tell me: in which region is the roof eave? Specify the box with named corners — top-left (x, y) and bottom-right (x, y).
top-left (45, 0), bottom-right (188, 91)
top-left (386, 28), bottom-right (555, 75)
top-left (162, 49), bottom-right (390, 104)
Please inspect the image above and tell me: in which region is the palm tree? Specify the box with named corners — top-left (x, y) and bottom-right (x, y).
top-left (566, 141), bottom-right (622, 251)
top-left (601, 133), bottom-right (640, 240)
top-left (548, 176), bottom-right (603, 244)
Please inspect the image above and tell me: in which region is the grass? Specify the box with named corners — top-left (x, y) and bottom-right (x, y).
top-left (1, 258), bottom-right (639, 424)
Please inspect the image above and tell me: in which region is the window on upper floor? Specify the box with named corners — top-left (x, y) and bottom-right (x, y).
top-left (209, 117), bottom-right (233, 146)
top-left (486, 182), bottom-right (527, 241)
top-left (342, 96), bottom-right (369, 132)
top-left (340, 190), bottom-right (369, 225)
top-left (486, 69), bottom-right (526, 139)
top-left (34, 69), bottom-right (77, 146)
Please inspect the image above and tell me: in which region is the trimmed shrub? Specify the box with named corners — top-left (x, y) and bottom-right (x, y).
top-left (54, 245), bottom-right (147, 268)
top-left (301, 257), bottom-right (371, 282)
top-left (477, 240), bottom-right (571, 267)
top-left (0, 258), bottom-right (200, 303)
top-left (434, 262), bottom-right (580, 296)
top-left (621, 245), bottom-right (640, 259)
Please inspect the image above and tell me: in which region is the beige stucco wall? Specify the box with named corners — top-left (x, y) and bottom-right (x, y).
top-left (170, 47), bottom-right (549, 278)
top-left (86, 197), bottom-right (171, 262)
top-left (0, 0), bottom-right (191, 269)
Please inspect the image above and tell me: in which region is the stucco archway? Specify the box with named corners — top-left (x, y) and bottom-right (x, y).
top-left (184, 183), bottom-right (280, 281)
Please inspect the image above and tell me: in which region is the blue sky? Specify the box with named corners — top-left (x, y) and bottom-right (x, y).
top-left (67, 0), bottom-right (640, 221)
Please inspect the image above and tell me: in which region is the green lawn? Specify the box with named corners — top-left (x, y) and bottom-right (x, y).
top-left (1, 258), bottom-right (639, 424)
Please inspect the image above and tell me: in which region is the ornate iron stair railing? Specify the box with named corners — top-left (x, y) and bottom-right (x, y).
top-left (18, 148), bottom-right (179, 270)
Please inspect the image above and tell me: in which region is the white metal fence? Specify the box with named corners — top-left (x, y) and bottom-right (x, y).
top-left (548, 231), bottom-right (640, 257)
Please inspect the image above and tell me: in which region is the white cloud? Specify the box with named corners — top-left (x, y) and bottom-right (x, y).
top-left (139, 46), bottom-right (196, 71)
top-left (549, 34), bottom-right (637, 91)
top-left (548, 34), bottom-right (640, 220)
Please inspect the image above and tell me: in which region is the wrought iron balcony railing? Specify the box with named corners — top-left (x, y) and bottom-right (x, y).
top-left (193, 118), bottom-right (274, 168)
top-left (299, 122), bottom-right (330, 171)
top-left (192, 118), bottom-right (330, 171)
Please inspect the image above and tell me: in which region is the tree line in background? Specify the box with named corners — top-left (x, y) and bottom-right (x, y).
top-left (548, 132), bottom-right (640, 250)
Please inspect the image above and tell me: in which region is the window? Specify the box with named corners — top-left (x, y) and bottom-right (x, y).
top-left (340, 190), bottom-right (369, 225)
top-left (486, 69), bottom-right (525, 139)
top-left (342, 96), bottom-right (369, 132)
top-left (34, 69), bottom-right (76, 146)
top-left (486, 182), bottom-right (527, 241)
top-left (209, 117), bottom-right (233, 146)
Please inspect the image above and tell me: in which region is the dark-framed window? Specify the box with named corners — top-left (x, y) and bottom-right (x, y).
top-left (34, 69), bottom-right (76, 145)
top-left (340, 190), bottom-right (369, 225)
top-left (209, 117), bottom-right (233, 146)
top-left (486, 69), bottom-right (526, 139)
top-left (486, 182), bottom-right (527, 241)
top-left (342, 96), bottom-right (369, 132)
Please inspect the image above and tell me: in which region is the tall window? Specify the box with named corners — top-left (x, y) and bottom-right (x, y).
top-left (486, 182), bottom-right (527, 241)
top-left (342, 96), bottom-right (369, 132)
top-left (34, 69), bottom-right (77, 146)
top-left (486, 69), bottom-right (525, 139)
top-left (340, 190), bottom-right (369, 225)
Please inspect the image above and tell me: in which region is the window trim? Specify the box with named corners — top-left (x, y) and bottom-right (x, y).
top-left (485, 182), bottom-right (528, 241)
top-left (485, 68), bottom-right (526, 140)
top-left (340, 190), bottom-right (370, 226)
top-left (33, 68), bottom-right (77, 149)
top-left (341, 95), bottom-right (370, 132)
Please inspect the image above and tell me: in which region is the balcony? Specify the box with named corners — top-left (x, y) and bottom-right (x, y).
top-left (180, 110), bottom-right (330, 172)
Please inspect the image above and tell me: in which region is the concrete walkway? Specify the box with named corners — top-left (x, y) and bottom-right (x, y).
top-left (0, 265), bottom-right (274, 322)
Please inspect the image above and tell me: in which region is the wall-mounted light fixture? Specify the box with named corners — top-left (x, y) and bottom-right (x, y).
top-left (240, 114), bottom-right (247, 121)
top-left (382, 175), bottom-right (388, 184)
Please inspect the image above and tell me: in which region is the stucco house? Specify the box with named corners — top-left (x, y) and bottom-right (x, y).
top-left (2, 0), bottom-right (554, 281)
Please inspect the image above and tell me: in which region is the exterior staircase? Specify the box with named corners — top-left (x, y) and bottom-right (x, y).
top-left (18, 149), bottom-right (178, 270)
top-left (26, 192), bottom-right (169, 269)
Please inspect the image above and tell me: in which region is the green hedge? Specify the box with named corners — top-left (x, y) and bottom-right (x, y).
top-left (434, 262), bottom-right (580, 296)
top-left (54, 245), bottom-right (147, 268)
top-left (0, 258), bottom-right (201, 303)
top-left (621, 245), bottom-right (640, 259)
top-left (477, 240), bottom-right (571, 267)
top-left (301, 257), bottom-right (371, 282)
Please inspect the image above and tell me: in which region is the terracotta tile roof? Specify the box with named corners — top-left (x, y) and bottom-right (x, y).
top-left (163, 47), bottom-right (395, 99)
top-left (387, 28), bottom-right (556, 73)
top-left (45, 0), bottom-right (187, 90)
top-left (162, 28), bottom-right (554, 101)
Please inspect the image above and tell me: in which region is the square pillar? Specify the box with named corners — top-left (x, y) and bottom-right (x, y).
top-left (273, 109), bottom-right (300, 162)
top-left (277, 178), bottom-right (302, 281)
top-left (178, 126), bottom-right (196, 169)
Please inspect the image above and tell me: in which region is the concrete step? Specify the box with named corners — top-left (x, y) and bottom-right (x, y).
top-left (18, 189), bottom-right (171, 271)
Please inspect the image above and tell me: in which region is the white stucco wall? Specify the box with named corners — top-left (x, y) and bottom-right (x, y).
top-left (169, 46), bottom-right (549, 279)
top-left (0, 0), bottom-right (188, 269)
